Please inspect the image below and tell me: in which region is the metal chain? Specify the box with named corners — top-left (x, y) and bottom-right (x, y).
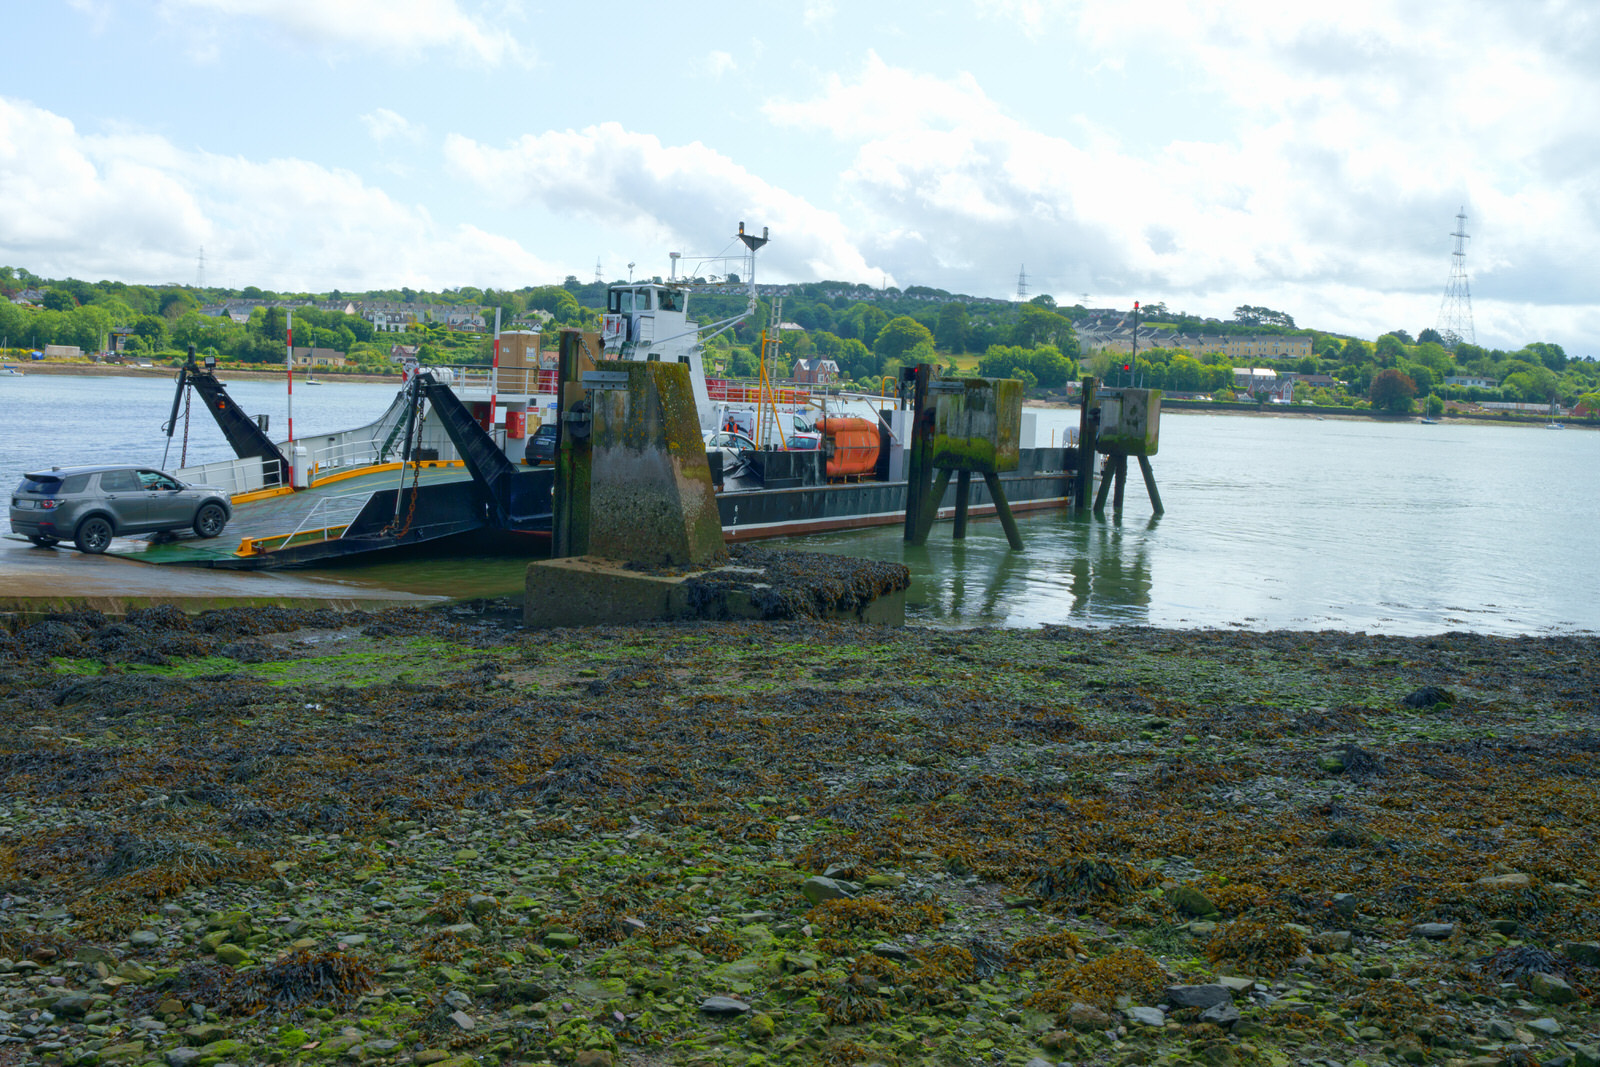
top-left (180, 389), bottom-right (192, 467)
top-left (387, 398), bottom-right (426, 539)
top-left (397, 456), bottom-right (423, 537)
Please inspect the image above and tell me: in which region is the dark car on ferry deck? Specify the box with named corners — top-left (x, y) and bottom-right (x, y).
top-left (526, 424), bottom-right (560, 465)
top-left (9, 465), bottom-right (233, 554)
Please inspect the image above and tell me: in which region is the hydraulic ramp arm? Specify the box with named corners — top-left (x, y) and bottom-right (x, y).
top-left (169, 347), bottom-right (291, 486)
top-left (410, 372), bottom-right (546, 529)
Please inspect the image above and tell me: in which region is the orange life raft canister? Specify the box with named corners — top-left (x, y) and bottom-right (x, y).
top-left (816, 417), bottom-right (881, 478)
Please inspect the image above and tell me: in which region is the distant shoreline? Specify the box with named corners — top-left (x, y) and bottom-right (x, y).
top-left (6, 360), bottom-right (402, 385)
top-left (1028, 397), bottom-right (1594, 429)
top-left (12, 361), bottom-right (1591, 430)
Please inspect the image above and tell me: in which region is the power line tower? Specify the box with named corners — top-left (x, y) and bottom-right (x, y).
top-left (1016, 264), bottom-right (1028, 302)
top-left (593, 257), bottom-right (603, 285)
top-left (1436, 207), bottom-right (1475, 348)
top-left (195, 246), bottom-right (206, 290)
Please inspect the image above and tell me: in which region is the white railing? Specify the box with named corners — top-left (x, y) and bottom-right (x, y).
top-left (277, 392), bottom-right (411, 475)
top-left (284, 490), bottom-right (373, 542)
top-left (420, 364), bottom-right (556, 396)
top-left (176, 455), bottom-right (283, 495)
top-left (300, 431), bottom-right (397, 474)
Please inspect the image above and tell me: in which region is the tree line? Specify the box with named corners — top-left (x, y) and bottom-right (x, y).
top-left (3, 267), bottom-right (1590, 412)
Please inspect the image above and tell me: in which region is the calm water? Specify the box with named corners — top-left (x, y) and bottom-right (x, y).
top-left (4, 373), bottom-right (1595, 635)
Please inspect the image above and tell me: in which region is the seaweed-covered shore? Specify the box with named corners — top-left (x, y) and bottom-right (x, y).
top-left (1, 606), bottom-right (1597, 1067)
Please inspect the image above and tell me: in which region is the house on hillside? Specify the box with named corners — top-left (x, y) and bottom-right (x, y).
top-left (1073, 321), bottom-right (1168, 353)
top-left (290, 346), bottom-right (347, 368)
top-left (1232, 367), bottom-right (1293, 401)
top-left (438, 307), bottom-right (486, 331)
top-left (1168, 333), bottom-right (1315, 360)
top-left (792, 357), bottom-right (840, 384)
top-left (1283, 372), bottom-right (1337, 389)
top-left (199, 303), bottom-right (260, 324)
top-left (359, 302), bottom-right (418, 333)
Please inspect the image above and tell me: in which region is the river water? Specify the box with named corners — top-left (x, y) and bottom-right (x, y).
top-left (3, 372), bottom-right (1595, 635)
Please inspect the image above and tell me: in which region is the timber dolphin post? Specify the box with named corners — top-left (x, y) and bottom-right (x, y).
top-left (1075, 375), bottom-right (1100, 513)
top-left (552, 329), bottom-right (592, 558)
top-left (901, 363), bottom-right (935, 543)
top-left (906, 370), bottom-right (1025, 550)
top-left (1138, 454), bottom-right (1164, 514)
top-left (1091, 386), bottom-right (1164, 517)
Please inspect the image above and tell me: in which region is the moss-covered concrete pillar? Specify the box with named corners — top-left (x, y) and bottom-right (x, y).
top-left (587, 361), bottom-right (726, 567)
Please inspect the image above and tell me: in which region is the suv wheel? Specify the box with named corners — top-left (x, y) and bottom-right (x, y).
top-left (193, 502), bottom-right (228, 538)
top-left (74, 515), bottom-right (114, 554)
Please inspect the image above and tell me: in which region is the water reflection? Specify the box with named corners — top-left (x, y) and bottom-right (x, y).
top-left (1059, 513), bottom-right (1157, 625)
top-left (913, 538), bottom-right (1027, 623)
top-left (788, 507), bottom-right (1158, 629)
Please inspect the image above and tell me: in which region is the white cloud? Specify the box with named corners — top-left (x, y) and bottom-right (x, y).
top-left (443, 123), bottom-right (882, 285)
top-left (159, 0), bottom-right (532, 65)
top-left (0, 97), bottom-right (554, 290)
top-left (802, 1), bottom-right (835, 29)
top-left (761, 6), bottom-right (1600, 348)
top-left (970, 0), bottom-right (1056, 37)
top-left (704, 50), bottom-right (735, 78)
top-left (360, 108), bottom-right (423, 144)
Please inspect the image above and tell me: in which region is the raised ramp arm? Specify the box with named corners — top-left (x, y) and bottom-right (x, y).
top-left (181, 349), bottom-right (291, 485)
top-left (412, 373), bottom-right (546, 528)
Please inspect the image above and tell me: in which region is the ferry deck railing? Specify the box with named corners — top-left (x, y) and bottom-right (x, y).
top-left (175, 455), bottom-right (282, 495)
top-left (284, 491), bottom-right (372, 543)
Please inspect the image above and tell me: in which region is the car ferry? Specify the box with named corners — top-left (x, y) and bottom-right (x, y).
top-left (78, 228), bottom-right (1079, 569)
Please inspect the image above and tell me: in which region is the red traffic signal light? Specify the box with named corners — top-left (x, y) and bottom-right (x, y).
top-left (1122, 363), bottom-right (1131, 372)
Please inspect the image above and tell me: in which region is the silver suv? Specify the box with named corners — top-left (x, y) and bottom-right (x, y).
top-left (10, 465), bottom-right (233, 554)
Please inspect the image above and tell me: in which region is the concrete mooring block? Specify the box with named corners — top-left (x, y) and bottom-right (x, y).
top-left (524, 548), bottom-right (909, 628)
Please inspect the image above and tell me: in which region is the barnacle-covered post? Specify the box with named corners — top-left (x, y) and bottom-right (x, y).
top-left (552, 329), bottom-right (592, 557)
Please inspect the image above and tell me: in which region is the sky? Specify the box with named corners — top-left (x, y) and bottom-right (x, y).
top-left (2, 0), bottom-right (1596, 355)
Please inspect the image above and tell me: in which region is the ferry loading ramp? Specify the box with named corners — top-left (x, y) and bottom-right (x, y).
top-left (74, 360), bottom-right (555, 570)
top-left (107, 461), bottom-right (516, 569)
